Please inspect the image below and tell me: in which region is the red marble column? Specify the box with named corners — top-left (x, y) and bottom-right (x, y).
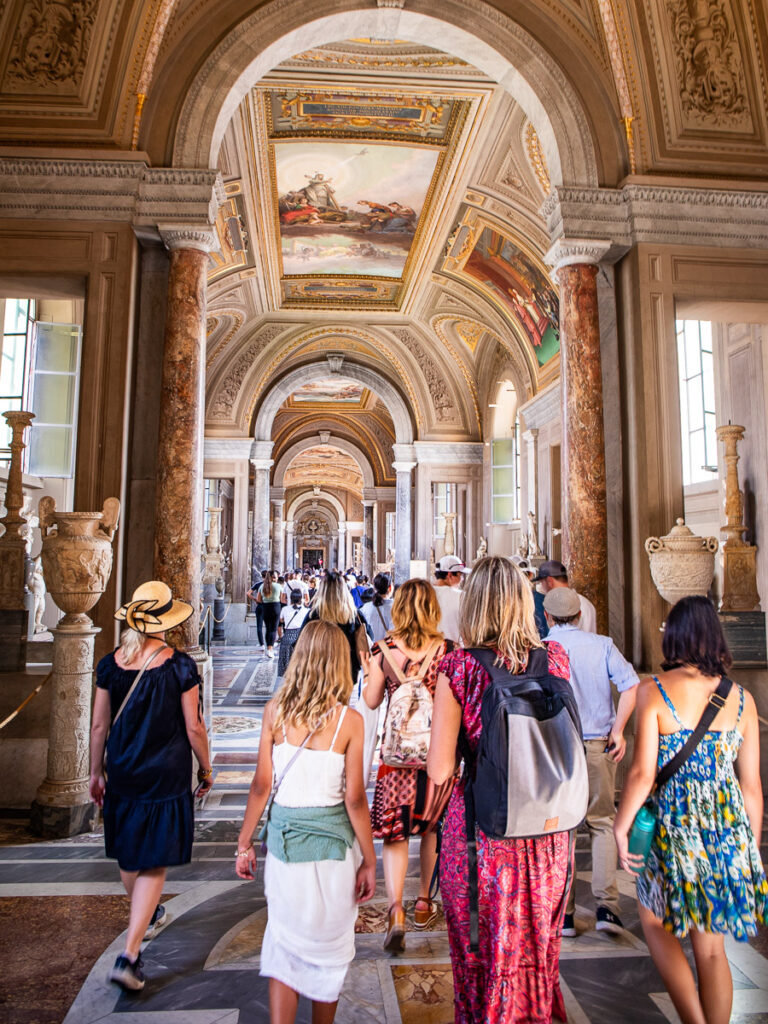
top-left (556, 255), bottom-right (608, 634)
top-left (154, 230), bottom-right (213, 649)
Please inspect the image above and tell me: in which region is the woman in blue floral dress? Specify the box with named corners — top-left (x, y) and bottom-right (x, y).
top-left (614, 596), bottom-right (767, 1024)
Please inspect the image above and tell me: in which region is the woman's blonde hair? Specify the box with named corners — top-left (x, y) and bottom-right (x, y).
top-left (459, 556), bottom-right (542, 671)
top-left (273, 620), bottom-right (354, 732)
top-left (311, 571), bottom-right (356, 625)
top-left (389, 578), bottom-right (443, 650)
top-left (118, 627), bottom-right (150, 663)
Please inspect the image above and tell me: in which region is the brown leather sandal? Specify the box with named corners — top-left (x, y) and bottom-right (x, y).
top-left (413, 897), bottom-right (439, 929)
top-left (383, 903), bottom-right (406, 953)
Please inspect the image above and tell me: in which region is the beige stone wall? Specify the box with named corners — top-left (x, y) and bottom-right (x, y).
top-left (617, 244), bottom-right (768, 671)
top-left (0, 220), bottom-right (138, 659)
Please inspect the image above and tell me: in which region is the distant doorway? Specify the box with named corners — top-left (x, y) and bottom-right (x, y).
top-left (301, 548), bottom-right (324, 571)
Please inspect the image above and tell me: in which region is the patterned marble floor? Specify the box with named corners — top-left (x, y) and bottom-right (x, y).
top-left (2, 642), bottom-right (768, 1023)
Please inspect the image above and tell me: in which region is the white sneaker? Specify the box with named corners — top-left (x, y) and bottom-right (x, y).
top-left (266, 649), bottom-right (274, 659)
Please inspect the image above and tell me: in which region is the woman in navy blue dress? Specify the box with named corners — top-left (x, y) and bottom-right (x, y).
top-left (89, 580), bottom-right (213, 992)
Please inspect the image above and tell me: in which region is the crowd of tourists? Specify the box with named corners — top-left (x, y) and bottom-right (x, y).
top-left (91, 555), bottom-right (767, 1024)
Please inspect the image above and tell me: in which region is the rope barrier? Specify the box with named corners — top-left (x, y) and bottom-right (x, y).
top-left (0, 671), bottom-right (53, 731)
top-left (212, 602), bottom-right (231, 624)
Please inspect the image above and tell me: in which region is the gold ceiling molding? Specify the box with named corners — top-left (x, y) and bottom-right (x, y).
top-left (243, 326), bottom-right (423, 430)
top-left (438, 207), bottom-right (555, 387)
top-left (205, 310), bottom-right (245, 368)
top-left (524, 123), bottom-right (551, 195)
top-left (594, 0), bottom-right (637, 172)
top-left (411, 319), bottom-right (481, 435)
top-left (130, 0), bottom-right (181, 148)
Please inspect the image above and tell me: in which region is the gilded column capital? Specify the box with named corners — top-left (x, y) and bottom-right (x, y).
top-left (158, 225), bottom-right (215, 253)
top-left (545, 238), bottom-right (611, 271)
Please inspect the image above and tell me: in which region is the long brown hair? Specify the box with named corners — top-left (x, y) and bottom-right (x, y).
top-left (459, 556), bottom-right (542, 671)
top-left (273, 620), bottom-right (354, 732)
top-left (389, 578), bottom-right (443, 650)
top-left (312, 571), bottom-right (356, 625)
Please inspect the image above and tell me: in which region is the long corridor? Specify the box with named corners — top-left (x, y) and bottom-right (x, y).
top-left (3, 646), bottom-right (768, 1024)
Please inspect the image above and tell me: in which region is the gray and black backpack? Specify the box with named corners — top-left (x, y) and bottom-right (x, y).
top-left (460, 646), bottom-right (589, 948)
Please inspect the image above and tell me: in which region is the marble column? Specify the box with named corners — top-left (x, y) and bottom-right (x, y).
top-left (251, 459), bottom-right (272, 579)
top-left (0, 410), bottom-right (34, 670)
top-left (31, 497), bottom-right (120, 837)
top-left (153, 227), bottom-right (214, 650)
top-left (362, 501), bottom-right (375, 578)
top-left (272, 499), bottom-right (286, 572)
top-left (393, 461), bottom-right (416, 586)
top-left (548, 239), bottom-right (611, 634)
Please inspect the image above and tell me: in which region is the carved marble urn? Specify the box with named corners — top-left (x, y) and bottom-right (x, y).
top-left (645, 518), bottom-right (718, 606)
top-left (38, 496), bottom-right (121, 628)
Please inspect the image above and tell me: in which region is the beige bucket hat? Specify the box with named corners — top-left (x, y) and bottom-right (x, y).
top-left (115, 580), bottom-right (193, 634)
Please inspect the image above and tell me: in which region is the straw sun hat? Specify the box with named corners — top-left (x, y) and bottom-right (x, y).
top-left (115, 580), bottom-right (193, 634)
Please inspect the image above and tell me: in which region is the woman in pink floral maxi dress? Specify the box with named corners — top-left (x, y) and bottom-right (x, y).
top-left (428, 556), bottom-right (572, 1024)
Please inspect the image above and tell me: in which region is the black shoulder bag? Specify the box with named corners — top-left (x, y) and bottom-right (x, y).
top-left (630, 674), bottom-right (733, 868)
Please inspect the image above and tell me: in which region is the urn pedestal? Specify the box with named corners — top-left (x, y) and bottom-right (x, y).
top-left (30, 497), bottom-right (120, 838)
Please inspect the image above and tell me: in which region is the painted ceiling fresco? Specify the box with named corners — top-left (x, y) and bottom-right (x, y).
top-left (463, 228), bottom-right (560, 367)
top-left (284, 446), bottom-right (364, 494)
top-left (253, 84), bottom-right (483, 309)
top-left (290, 378), bottom-right (366, 404)
top-left (276, 142), bottom-right (439, 279)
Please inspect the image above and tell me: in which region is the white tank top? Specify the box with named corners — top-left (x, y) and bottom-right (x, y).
top-left (272, 706), bottom-right (347, 807)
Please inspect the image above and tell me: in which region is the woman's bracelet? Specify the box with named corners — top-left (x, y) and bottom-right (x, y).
top-left (197, 766), bottom-right (213, 781)
top-left (235, 843), bottom-right (253, 859)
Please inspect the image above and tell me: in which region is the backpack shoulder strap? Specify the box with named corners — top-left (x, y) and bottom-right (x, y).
top-left (378, 641), bottom-right (408, 684)
top-left (412, 639), bottom-right (443, 682)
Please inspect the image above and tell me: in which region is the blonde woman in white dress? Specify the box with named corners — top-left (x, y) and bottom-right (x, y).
top-left (236, 619), bottom-right (376, 1023)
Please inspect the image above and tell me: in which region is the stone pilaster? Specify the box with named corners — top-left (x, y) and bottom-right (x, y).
top-left (337, 522), bottom-right (347, 573)
top-left (0, 410), bottom-right (34, 670)
top-left (153, 226), bottom-right (214, 651)
top-left (285, 521), bottom-right (295, 571)
top-left (392, 458), bottom-right (416, 586)
top-left (272, 499), bottom-right (286, 571)
top-left (362, 501), bottom-right (375, 578)
top-left (251, 458), bottom-right (273, 577)
top-left (547, 239), bottom-right (611, 633)
top-left (522, 428), bottom-right (539, 517)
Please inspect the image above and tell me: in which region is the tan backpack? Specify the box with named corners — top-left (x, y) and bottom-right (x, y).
top-left (379, 639), bottom-right (442, 768)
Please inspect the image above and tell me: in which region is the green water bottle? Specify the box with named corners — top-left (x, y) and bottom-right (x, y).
top-left (627, 802), bottom-right (656, 873)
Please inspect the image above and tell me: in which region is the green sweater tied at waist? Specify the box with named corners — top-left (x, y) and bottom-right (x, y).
top-left (263, 802), bottom-right (354, 863)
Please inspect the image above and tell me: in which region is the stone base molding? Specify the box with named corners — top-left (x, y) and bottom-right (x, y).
top-left (29, 799), bottom-right (96, 839)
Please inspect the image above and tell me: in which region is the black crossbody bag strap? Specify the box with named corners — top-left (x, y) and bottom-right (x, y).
top-left (654, 675), bottom-right (733, 791)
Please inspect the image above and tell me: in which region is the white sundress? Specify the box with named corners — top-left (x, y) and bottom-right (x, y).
top-left (260, 707), bottom-right (362, 1002)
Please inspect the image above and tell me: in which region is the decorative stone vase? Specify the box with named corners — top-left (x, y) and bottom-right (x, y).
top-left (645, 518), bottom-right (718, 606)
top-left (38, 496), bottom-right (121, 628)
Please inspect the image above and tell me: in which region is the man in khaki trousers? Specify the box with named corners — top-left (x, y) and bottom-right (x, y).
top-left (543, 587), bottom-right (640, 936)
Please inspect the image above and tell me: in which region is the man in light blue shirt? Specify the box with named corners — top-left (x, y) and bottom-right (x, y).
top-left (543, 587), bottom-right (640, 938)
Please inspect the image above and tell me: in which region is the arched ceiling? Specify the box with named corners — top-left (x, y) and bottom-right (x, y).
top-left (283, 445), bottom-right (364, 497)
top-left (2, 1), bottom-right (765, 456)
top-left (202, 38), bottom-right (568, 443)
